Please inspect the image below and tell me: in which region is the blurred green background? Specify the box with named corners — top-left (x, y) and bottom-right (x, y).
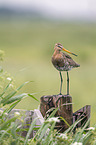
top-left (0, 16), bottom-right (96, 125)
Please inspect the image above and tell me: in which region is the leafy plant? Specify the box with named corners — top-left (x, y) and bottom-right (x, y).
top-left (0, 50), bottom-right (39, 145)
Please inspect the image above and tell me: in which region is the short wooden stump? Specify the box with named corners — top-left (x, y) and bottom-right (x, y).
top-left (40, 95), bottom-right (73, 132)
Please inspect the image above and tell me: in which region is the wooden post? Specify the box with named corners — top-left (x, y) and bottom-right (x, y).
top-left (73, 105), bottom-right (91, 129)
top-left (40, 95), bottom-right (73, 132)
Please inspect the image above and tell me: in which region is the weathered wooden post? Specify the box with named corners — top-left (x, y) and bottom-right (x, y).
top-left (40, 94), bottom-right (73, 132)
top-left (73, 105), bottom-right (91, 128)
top-left (40, 95), bottom-right (91, 132)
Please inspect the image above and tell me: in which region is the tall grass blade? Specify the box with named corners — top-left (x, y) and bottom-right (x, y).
top-left (16, 81), bottom-right (30, 90)
top-left (43, 122), bottom-right (56, 145)
top-left (0, 127), bottom-right (12, 140)
top-left (24, 117), bottom-right (37, 145)
top-left (72, 119), bottom-right (90, 143)
top-left (0, 79), bottom-right (13, 99)
top-left (60, 116), bottom-right (70, 127)
top-left (7, 100), bottom-right (21, 113)
top-left (33, 122), bottom-right (46, 141)
top-left (47, 107), bottom-right (59, 119)
top-left (1, 81), bottom-right (30, 105)
top-left (0, 116), bottom-right (18, 130)
top-left (28, 93), bottom-right (39, 102)
top-left (38, 124), bottom-right (49, 141)
top-left (64, 117), bottom-right (85, 134)
top-left (2, 100), bottom-right (21, 115)
top-left (3, 93), bottom-right (27, 105)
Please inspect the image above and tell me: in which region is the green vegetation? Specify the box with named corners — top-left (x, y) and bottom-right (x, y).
top-left (31, 117), bottom-right (96, 145)
top-left (0, 19), bottom-right (96, 125)
top-left (0, 53), bottom-right (38, 144)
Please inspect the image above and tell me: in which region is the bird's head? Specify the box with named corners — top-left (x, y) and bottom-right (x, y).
top-left (55, 43), bottom-right (77, 56)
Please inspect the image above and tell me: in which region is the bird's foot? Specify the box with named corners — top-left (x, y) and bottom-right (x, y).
top-left (58, 93), bottom-right (62, 95)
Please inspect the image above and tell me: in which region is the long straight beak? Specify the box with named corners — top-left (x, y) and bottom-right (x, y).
top-left (62, 48), bottom-right (77, 56)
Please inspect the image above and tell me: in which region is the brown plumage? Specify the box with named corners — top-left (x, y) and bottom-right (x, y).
top-left (52, 43), bottom-right (80, 95)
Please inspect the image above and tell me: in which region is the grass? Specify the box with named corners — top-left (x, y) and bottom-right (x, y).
top-left (0, 18), bottom-right (96, 125)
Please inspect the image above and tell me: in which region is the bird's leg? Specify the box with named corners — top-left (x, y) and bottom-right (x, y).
top-left (67, 71), bottom-right (69, 95)
top-left (59, 71), bottom-right (63, 95)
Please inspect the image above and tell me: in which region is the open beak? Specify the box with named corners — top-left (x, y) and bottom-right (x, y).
top-left (62, 47), bottom-right (77, 56)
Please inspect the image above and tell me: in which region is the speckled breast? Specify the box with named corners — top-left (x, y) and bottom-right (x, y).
top-left (53, 63), bottom-right (73, 71)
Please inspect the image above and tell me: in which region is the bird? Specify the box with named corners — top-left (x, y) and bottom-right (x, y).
top-left (51, 43), bottom-right (80, 95)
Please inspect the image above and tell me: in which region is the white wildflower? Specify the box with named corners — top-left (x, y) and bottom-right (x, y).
top-left (14, 112), bottom-right (20, 116)
top-left (71, 142), bottom-right (82, 145)
top-left (59, 133), bottom-right (68, 139)
top-left (87, 127), bottom-right (95, 131)
top-left (4, 112), bottom-right (8, 116)
top-left (48, 117), bottom-right (60, 123)
top-left (83, 134), bottom-right (86, 137)
top-left (80, 133), bottom-right (86, 140)
top-left (9, 84), bottom-right (13, 88)
top-left (7, 77), bottom-right (12, 81)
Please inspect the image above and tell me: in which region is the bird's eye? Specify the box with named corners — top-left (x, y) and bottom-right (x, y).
top-left (58, 45), bottom-right (61, 48)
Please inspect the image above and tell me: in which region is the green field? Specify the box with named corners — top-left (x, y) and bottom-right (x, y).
top-left (0, 19), bottom-right (96, 125)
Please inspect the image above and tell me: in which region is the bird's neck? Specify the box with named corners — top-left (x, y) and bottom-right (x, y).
top-left (53, 50), bottom-right (60, 57)
top-left (54, 49), bottom-right (61, 54)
